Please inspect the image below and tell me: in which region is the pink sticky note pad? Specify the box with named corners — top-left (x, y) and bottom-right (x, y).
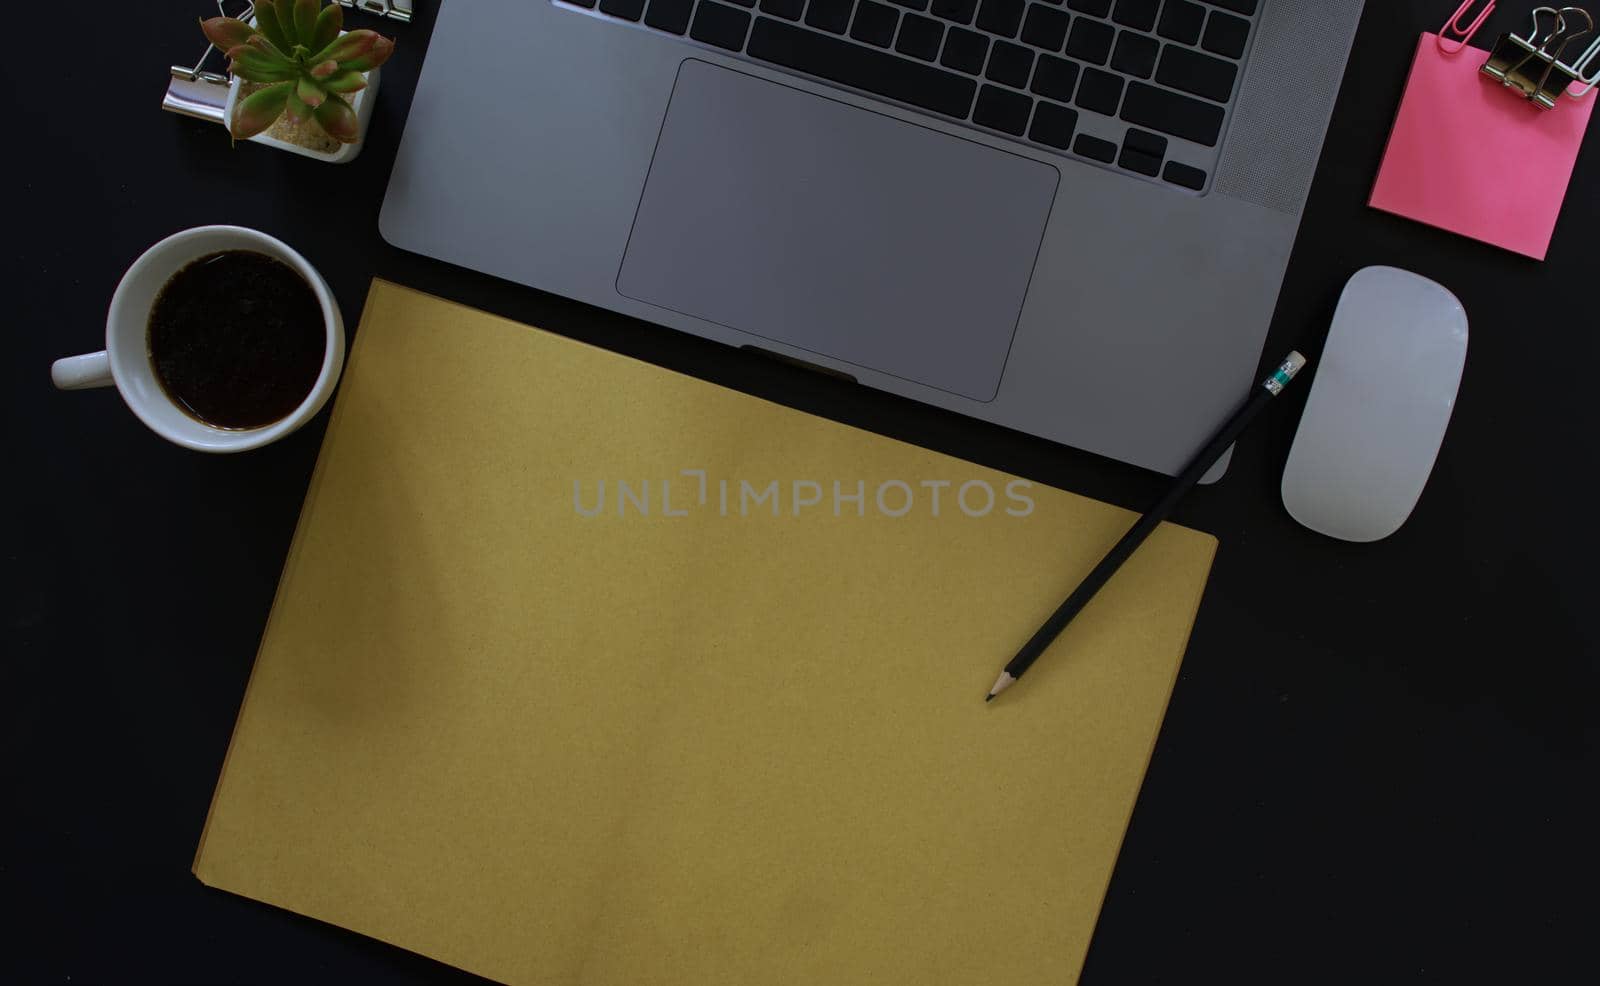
top-left (1371, 33), bottom-right (1596, 261)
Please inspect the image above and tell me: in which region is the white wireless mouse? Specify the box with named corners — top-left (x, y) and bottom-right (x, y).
top-left (1281, 267), bottom-right (1468, 542)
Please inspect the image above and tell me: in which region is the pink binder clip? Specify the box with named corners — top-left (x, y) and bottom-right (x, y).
top-left (1440, 0), bottom-right (1495, 54)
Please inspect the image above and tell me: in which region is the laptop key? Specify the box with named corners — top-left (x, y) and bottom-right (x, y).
top-left (1066, 18), bottom-right (1114, 64)
top-left (806, 0), bottom-right (855, 32)
top-left (852, 0), bottom-right (901, 46)
top-left (599, 0), bottom-right (646, 20)
top-left (1067, 0), bottom-right (1111, 14)
top-left (1156, 0), bottom-right (1204, 46)
top-left (1118, 144), bottom-right (1162, 176)
top-left (692, 1), bottom-right (752, 48)
top-left (931, 0), bottom-right (979, 24)
top-left (644, 0), bottom-right (695, 33)
top-left (1202, 12), bottom-right (1250, 59)
top-left (1209, 0), bottom-right (1256, 14)
top-left (891, 0), bottom-right (930, 8)
top-left (1028, 100), bottom-right (1078, 148)
top-left (1021, 5), bottom-right (1070, 52)
top-left (897, 13), bottom-right (945, 59)
top-left (725, 0), bottom-right (757, 6)
top-left (1030, 53), bottom-right (1080, 102)
top-left (1111, 0), bottom-right (1158, 31)
top-left (1121, 80), bottom-right (1224, 145)
top-left (1163, 160), bottom-right (1206, 190)
top-left (1157, 44), bottom-right (1238, 103)
top-left (974, 84), bottom-right (1033, 135)
top-left (1111, 31), bottom-right (1158, 78)
top-left (986, 41), bottom-right (1035, 87)
top-left (976, 0), bottom-right (1026, 37)
top-left (941, 27), bottom-right (990, 73)
top-left (1122, 127), bottom-right (1166, 157)
top-left (1074, 132), bottom-right (1117, 161)
top-left (759, 0), bottom-right (804, 17)
top-left (747, 17), bottom-right (976, 117)
top-left (1075, 67), bottom-right (1123, 115)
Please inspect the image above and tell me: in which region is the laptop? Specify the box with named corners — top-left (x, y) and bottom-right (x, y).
top-left (381, 0), bottom-right (1366, 476)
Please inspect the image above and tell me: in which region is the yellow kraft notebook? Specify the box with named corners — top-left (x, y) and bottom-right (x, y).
top-left (195, 280), bottom-right (1218, 985)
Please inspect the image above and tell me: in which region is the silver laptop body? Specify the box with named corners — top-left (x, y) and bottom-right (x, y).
top-left (382, 0), bottom-right (1365, 475)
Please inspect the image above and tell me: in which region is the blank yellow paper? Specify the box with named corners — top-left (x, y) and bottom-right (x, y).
top-left (195, 280), bottom-right (1217, 985)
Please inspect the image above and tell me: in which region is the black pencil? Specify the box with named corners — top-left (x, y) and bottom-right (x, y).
top-left (986, 351), bottom-right (1308, 702)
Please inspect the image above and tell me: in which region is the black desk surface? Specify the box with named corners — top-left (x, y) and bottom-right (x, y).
top-left (6, 2), bottom-right (1595, 981)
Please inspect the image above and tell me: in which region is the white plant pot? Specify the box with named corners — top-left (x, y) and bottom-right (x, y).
top-left (224, 66), bottom-right (380, 164)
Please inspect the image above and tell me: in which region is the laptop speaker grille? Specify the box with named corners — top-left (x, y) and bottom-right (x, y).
top-left (1214, 0), bottom-right (1366, 215)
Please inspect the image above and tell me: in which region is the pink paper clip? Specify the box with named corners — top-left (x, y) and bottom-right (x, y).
top-left (1440, 0), bottom-right (1495, 54)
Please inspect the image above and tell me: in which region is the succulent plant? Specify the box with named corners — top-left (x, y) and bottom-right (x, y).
top-left (201, 0), bottom-right (395, 144)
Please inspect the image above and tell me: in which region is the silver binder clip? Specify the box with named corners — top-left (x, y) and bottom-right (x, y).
top-left (161, 1), bottom-right (255, 126)
top-left (334, 0), bottom-right (414, 22)
top-left (1481, 5), bottom-right (1596, 109)
top-left (1568, 34), bottom-right (1600, 95)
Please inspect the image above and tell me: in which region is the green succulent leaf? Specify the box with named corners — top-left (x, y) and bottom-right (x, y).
top-left (311, 29), bottom-right (378, 64)
top-left (231, 81), bottom-right (291, 139)
top-left (311, 3), bottom-right (343, 54)
top-left (309, 59), bottom-right (338, 79)
top-left (284, 87), bottom-right (313, 125)
top-left (337, 36), bottom-right (395, 74)
top-left (313, 93), bottom-right (361, 144)
top-left (200, 16), bottom-right (256, 51)
top-left (251, 1), bottom-right (295, 54)
top-left (320, 69), bottom-right (367, 94)
top-left (244, 33), bottom-right (289, 61)
top-left (292, 0), bottom-right (321, 47)
top-left (296, 77), bottom-right (327, 108)
top-left (226, 46), bottom-right (300, 83)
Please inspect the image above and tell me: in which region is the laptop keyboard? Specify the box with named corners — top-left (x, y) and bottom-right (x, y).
top-left (559, 0), bottom-right (1260, 191)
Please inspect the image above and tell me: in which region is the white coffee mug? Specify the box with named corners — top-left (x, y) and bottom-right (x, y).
top-left (52, 226), bottom-right (345, 453)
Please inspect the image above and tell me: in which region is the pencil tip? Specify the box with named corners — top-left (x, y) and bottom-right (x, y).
top-left (985, 693), bottom-right (995, 702)
top-left (986, 671), bottom-right (1016, 702)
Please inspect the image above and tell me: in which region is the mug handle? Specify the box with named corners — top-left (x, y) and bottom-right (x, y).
top-left (52, 351), bottom-right (113, 390)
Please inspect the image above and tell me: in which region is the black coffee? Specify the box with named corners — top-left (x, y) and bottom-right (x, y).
top-left (148, 250), bottom-right (326, 430)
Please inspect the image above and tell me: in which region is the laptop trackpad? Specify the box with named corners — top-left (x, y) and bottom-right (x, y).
top-left (617, 60), bottom-right (1059, 402)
